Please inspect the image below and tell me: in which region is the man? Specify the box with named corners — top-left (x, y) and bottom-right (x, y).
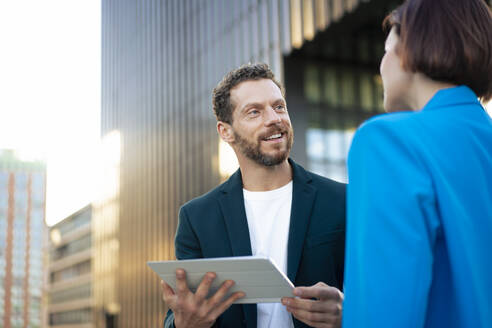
top-left (162, 63), bottom-right (345, 328)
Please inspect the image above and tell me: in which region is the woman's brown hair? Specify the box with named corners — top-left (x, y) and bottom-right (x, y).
top-left (383, 0), bottom-right (492, 101)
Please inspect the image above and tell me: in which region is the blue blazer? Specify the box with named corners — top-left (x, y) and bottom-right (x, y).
top-left (164, 159), bottom-right (346, 328)
top-left (344, 86), bottom-right (492, 327)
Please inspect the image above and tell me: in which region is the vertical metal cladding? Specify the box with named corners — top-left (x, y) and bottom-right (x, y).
top-left (100, 0), bottom-right (364, 326)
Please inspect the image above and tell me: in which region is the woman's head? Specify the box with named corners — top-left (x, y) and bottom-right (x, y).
top-left (380, 0), bottom-right (492, 111)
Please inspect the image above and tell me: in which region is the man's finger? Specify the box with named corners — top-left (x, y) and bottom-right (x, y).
top-left (195, 272), bottom-right (216, 301)
top-left (209, 291), bottom-right (245, 320)
top-left (175, 268), bottom-right (190, 296)
top-left (161, 280), bottom-right (175, 298)
top-left (281, 297), bottom-right (328, 313)
top-left (293, 284), bottom-right (342, 301)
top-left (161, 280), bottom-right (176, 307)
top-left (287, 307), bottom-right (334, 327)
top-left (208, 280), bottom-right (236, 306)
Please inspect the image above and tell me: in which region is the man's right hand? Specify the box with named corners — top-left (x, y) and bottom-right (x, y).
top-left (162, 269), bottom-right (245, 328)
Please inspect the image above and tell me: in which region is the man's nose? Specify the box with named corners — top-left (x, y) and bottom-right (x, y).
top-left (264, 107), bottom-right (282, 125)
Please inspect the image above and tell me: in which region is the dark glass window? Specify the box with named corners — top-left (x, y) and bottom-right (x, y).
top-left (51, 234), bottom-right (91, 261)
top-left (49, 282), bottom-right (91, 304)
top-left (50, 260), bottom-right (91, 284)
top-left (49, 308), bottom-right (92, 325)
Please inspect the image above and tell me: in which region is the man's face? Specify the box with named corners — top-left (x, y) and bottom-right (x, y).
top-left (228, 78), bottom-right (293, 166)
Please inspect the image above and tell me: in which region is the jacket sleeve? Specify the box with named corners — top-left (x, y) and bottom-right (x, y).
top-left (174, 205), bottom-right (204, 260)
top-left (164, 309), bottom-right (176, 328)
top-left (164, 205), bottom-right (220, 328)
top-left (337, 183), bottom-right (346, 288)
top-left (342, 119), bottom-right (441, 328)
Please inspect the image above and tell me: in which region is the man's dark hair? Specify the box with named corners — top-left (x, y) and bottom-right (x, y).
top-left (383, 0), bottom-right (492, 101)
top-left (212, 63), bottom-right (285, 124)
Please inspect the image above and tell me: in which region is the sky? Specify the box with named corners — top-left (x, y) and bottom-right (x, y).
top-left (0, 1), bottom-right (101, 226)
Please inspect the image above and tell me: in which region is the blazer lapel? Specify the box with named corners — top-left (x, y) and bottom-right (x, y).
top-left (287, 160), bottom-right (317, 283)
top-left (218, 170), bottom-right (252, 257)
top-left (217, 170), bottom-right (257, 328)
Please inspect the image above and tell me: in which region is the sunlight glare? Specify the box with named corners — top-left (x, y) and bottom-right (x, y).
top-left (0, 0), bottom-right (101, 226)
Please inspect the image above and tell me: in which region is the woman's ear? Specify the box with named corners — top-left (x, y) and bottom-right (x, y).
top-left (217, 121), bottom-right (235, 143)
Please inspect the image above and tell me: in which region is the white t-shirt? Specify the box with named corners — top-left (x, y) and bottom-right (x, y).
top-left (243, 181), bottom-right (294, 328)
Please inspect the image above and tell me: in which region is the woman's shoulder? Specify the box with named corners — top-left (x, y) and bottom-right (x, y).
top-left (355, 111), bottom-right (421, 140)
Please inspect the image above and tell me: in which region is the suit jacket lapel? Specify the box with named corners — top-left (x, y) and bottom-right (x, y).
top-left (218, 170), bottom-right (252, 257)
top-left (287, 160), bottom-right (317, 283)
top-left (217, 170), bottom-right (257, 328)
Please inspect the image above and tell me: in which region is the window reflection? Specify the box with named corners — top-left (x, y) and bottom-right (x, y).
top-left (307, 129), bottom-right (354, 183)
top-left (289, 19), bottom-right (388, 183)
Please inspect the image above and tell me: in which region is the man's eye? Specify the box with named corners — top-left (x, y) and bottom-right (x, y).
top-left (248, 109), bottom-right (259, 115)
top-left (275, 105), bottom-right (285, 111)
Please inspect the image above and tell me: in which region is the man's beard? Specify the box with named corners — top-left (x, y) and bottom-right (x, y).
top-left (233, 126), bottom-right (294, 167)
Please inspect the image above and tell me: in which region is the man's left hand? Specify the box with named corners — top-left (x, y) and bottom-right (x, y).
top-left (281, 282), bottom-right (343, 328)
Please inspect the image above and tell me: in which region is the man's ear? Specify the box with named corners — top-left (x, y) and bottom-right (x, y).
top-left (217, 121), bottom-right (235, 143)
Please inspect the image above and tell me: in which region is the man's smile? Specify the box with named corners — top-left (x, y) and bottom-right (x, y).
top-left (263, 132), bottom-right (285, 143)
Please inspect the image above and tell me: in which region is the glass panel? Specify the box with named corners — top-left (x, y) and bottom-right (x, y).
top-left (56, 208), bottom-right (91, 238)
top-left (323, 66), bottom-right (338, 107)
top-left (307, 129), bottom-right (327, 160)
top-left (306, 128), bottom-right (355, 183)
top-left (358, 36), bottom-right (370, 63)
top-left (50, 260), bottom-right (91, 283)
top-left (51, 234), bottom-right (91, 261)
top-left (325, 130), bottom-right (344, 162)
top-left (374, 74), bottom-right (384, 111)
top-left (360, 72), bottom-right (374, 112)
top-left (304, 65), bottom-right (321, 103)
top-left (50, 282), bottom-right (91, 304)
top-left (341, 69), bottom-right (355, 108)
top-left (49, 308), bottom-right (92, 325)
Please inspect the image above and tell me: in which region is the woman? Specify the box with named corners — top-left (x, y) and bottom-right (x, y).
top-left (343, 0), bottom-right (492, 327)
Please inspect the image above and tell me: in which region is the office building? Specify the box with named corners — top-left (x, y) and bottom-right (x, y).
top-left (0, 149), bottom-right (46, 328)
top-left (47, 205), bottom-right (93, 328)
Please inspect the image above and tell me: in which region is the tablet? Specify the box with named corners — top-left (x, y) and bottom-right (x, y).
top-left (148, 256), bottom-right (294, 304)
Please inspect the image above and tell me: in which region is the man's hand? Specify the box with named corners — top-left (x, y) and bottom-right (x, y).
top-left (281, 282), bottom-right (343, 328)
top-left (162, 269), bottom-right (245, 328)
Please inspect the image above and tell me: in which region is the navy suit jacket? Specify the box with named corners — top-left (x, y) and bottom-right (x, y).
top-left (164, 159), bottom-right (346, 328)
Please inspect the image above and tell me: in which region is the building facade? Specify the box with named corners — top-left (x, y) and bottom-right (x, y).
top-left (100, 0), bottom-right (491, 327)
top-left (47, 205), bottom-right (93, 328)
top-left (0, 150), bottom-right (46, 328)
